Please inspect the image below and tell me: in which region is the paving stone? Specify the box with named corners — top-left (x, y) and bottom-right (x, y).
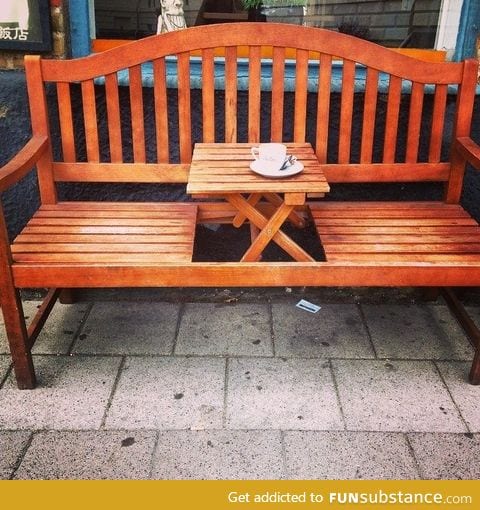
top-left (105, 357), bottom-right (225, 429)
top-left (408, 433), bottom-right (480, 479)
top-left (73, 302), bottom-right (179, 355)
top-left (176, 303), bottom-right (273, 356)
top-left (14, 431), bottom-right (157, 479)
top-left (0, 301), bottom-right (88, 355)
top-left (284, 431), bottom-right (419, 479)
top-left (332, 360), bottom-right (467, 432)
top-left (436, 361), bottom-right (480, 432)
top-left (0, 356), bottom-right (121, 430)
top-left (272, 303), bottom-right (374, 358)
top-left (226, 358), bottom-right (343, 430)
top-left (362, 305), bottom-right (472, 360)
top-left (0, 431), bottom-right (31, 479)
top-left (151, 430), bottom-right (284, 479)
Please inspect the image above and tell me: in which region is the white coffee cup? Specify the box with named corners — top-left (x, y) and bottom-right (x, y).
top-left (251, 143), bottom-right (287, 171)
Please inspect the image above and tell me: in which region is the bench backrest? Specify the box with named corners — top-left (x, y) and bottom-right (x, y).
top-left (25, 23), bottom-right (478, 204)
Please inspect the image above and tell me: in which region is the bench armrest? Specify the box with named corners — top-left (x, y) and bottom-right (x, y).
top-left (455, 137), bottom-right (480, 170)
top-left (0, 136), bottom-right (49, 192)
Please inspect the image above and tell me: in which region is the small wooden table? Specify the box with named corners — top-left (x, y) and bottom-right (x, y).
top-left (187, 143), bottom-right (330, 262)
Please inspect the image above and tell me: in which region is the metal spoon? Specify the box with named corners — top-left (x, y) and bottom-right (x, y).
top-left (279, 155), bottom-right (297, 170)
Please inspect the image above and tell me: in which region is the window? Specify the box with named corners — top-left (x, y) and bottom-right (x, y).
top-left (93, 1), bottom-right (458, 51)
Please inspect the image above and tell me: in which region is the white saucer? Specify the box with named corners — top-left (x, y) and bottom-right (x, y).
top-left (249, 160), bottom-right (304, 178)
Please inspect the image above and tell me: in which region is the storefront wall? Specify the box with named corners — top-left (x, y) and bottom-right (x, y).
top-left (0, 0), bottom-right (68, 68)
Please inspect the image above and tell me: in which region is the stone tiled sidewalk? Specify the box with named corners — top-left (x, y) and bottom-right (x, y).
top-left (1, 298), bottom-right (479, 480)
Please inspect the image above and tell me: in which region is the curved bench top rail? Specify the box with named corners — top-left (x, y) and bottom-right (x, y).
top-left (39, 23), bottom-right (464, 85)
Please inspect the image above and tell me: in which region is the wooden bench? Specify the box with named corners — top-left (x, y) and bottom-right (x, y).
top-left (1, 22), bottom-right (480, 389)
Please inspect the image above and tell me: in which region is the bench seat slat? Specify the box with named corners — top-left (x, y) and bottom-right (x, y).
top-left (34, 209), bottom-right (197, 219)
top-left (326, 254), bottom-right (480, 263)
top-left (13, 253), bottom-right (193, 263)
top-left (320, 234), bottom-right (480, 244)
top-left (40, 202), bottom-right (195, 211)
top-left (13, 243), bottom-right (193, 254)
top-left (22, 226), bottom-right (193, 235)
top-left (15, 234), bottom-right (191, 244)
top-left (311, 202), bottom-right (480, 263)
top-left (316, 226), bottom-right (480, 235)
top-left (325, 243), bottom-right (480, 254)
top-left (314, 218), bottom-right (477, 226)
top-left (28, 218), bottom-right (193, 227)
top-left (311, 208), bottom-right (471, 219)
top-left (12, 203), bottom-right (198, 265)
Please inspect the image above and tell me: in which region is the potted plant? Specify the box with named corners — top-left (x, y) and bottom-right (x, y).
top-left (242, 0), bottom-right (307, 23)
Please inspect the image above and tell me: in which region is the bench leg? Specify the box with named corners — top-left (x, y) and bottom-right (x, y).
top-left (441, 288), bottom-right (480, 385)
top-left (421, 287), bottom-right (441, 302)
top-left (469, 350), bottom-right (480, 385)
top-left (1, 289), bottom-right (36, 389)
top-left (59, 289), bottom-right (77, 304)
top-left (0, 203), bottom-right (36, 389)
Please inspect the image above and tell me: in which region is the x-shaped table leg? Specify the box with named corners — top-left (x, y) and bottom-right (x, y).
top-left (226, 193), bottom-right (314, 262)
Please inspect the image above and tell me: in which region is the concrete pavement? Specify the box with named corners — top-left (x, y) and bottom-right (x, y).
top-left (0, 294), bottom-right (479, 479)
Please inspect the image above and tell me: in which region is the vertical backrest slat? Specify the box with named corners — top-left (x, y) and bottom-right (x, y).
top-left (201, 48), bottom-right (215, 143)
top-left (128, 65), bottom-right (146, 163)
top-left (360, 68), bottom-right (379, 164)
top-left (405, 81), bottom-right (424, 163)
top-left (428, 84), bottom-right (448, 163)
top-left (56, 82), bottom-right (76, 162)
top-left (177, 52), bottom-right (192, 164)
top-left (316, 53), bottom-right (332, 164)
top-left (24, 55), bottom-right (57, 204)
top-left (104, 73), bottom-right (123, 163)
top-left (338, 59), bottom-right (355, 163)
top-left (293, 49), bottom-right (309, 143)
top-left (81, 79), bottom-right (100, 163)
top-left (248, 45), bottom-right (261, 143)
top-left (383, 75), bottom-right (402, 163)
top-left (153, 57), bottom-right (169, 163)
top-left (224, 46), bottom-right (238, 143)
top-left (270, 46), bottom-right (285, 142)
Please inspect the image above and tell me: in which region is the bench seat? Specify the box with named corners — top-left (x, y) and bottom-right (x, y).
top-left (311, 202), bottom-right (480, 263)
top-left (11, 202), bottom-right (198, 265)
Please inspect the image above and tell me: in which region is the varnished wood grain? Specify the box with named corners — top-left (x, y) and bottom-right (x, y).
top-left (311, 202), bottom-right (480, 263)
top-left (128, 65), bottom-right (146, 163)
top-left (270, 46), bottom-right (285, 142)
top-left (248, 45), bottom-right (261, 143)
top-left (81, 80), bottom-right (100, 163)
top-left (177, 52), bottom-right (192, 164)
top-left (6, 23), bottom-right (480, 389)
top-left (12, 203), bottom-right (198, 265)
top-left (41, 24), bottom-right (464, 85)
top-left (224, 46), bottom-right (238, 143)
top-left (104, 73), bottom-right (123, 163)
top-left (56, 82), bottom-right (76, 162)
top-left (201, 48), bottom-right (216, 143)
top-left (152, 58), bottom-right (170, 163)
top-left (316, 53), bottom-right (332, 164)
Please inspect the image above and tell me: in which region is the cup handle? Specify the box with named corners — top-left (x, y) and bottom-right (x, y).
top-left (251, 147), bottom-right (260, 160)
